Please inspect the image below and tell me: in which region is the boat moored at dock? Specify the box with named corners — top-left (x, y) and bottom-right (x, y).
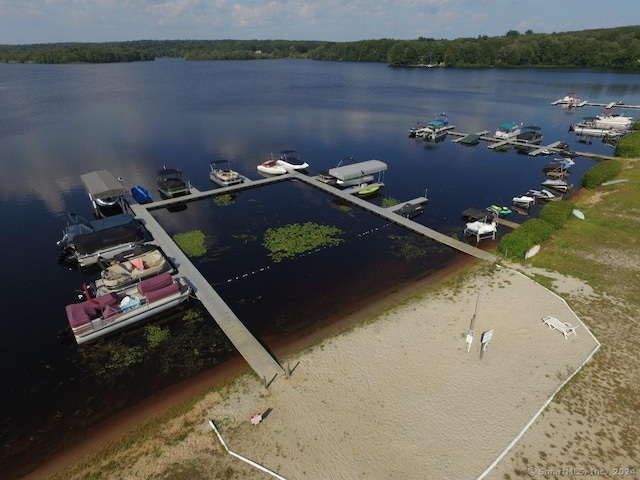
top-left (157, 167), bottom-right (192, 199)
top-left (65, 272), bottom-right (191, 344)
top-left (209, 160), bottom-right (249, 187)
top-left (275, 150), bottom-right (309, 171)
top-left (57, 212), bottom-right (147, 268)
top-left (92, 244), bottom-right (177, 296)
top-left (494, 122), bottom-right (522, 140)
top-left (80, 170), bottom-right (127, 218)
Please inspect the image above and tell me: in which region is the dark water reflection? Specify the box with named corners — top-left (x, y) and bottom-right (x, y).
top-left (0, 59), bottom-right (638, 477)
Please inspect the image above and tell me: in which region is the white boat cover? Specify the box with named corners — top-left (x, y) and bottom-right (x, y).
top-left (81, 170), bottom-right (125, 200)
top-left (328, 160), bottom-right (387, 181)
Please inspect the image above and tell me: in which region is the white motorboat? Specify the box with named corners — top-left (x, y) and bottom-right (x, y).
top-left (594, 110), bottom-right (633, 129)
top-left (256, 159), bottom-right (288, 175)
top-left (527, 189), bottom-right (557, 200)
top-left (494, 122), bottom-right (522, 140)
top-left (541, 179), bottom-right (571, 192)
top-left (209, 160), bottom-right (249, 187)
top-left (464, 219), bottom-right (497, 241)
top-left (276, 150), bottom-right (309, 170)
top-left (65, 272), bottom-right (191, 344)
top-left (512, 195), bottom-right (535, 208)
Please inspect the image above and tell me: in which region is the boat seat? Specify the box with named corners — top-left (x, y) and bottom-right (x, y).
top-left (137, 272), bottom-right (173, 295)
top-left (145, 281), bottom-right (180, 303)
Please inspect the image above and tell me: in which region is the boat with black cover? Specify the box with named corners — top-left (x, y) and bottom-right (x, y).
top-left (157, 167), bottom-right (191, 198)
top-left (57, 212), bottom-right (147, 268)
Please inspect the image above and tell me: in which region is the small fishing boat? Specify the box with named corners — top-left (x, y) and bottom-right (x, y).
top-left (209, 160), bottom-right (249, 187)
top-left (354, 184), bottom-right (382, 196)
top-left (65, 272), bottom-right (191, 344)
top-left (157, 167), bottom-right (191, 198)
top-left (131, 185), bottom-right (153, 204)
top-left (486, 205), bottom-right (512, 216)
top-left (256, 159), bottom-right (288, 175)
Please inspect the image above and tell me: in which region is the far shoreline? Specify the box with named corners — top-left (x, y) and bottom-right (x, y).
top-left (24, 251), bottom-right (481, 480)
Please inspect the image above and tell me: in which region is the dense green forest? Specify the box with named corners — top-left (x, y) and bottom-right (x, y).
top-left (1, 25), bottom-right (639, 68)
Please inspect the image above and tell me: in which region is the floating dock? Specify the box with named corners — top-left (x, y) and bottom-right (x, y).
top-left (551, 98), bottom-right (640, 110)
top-left (447, 131), bottom-right (618, 161)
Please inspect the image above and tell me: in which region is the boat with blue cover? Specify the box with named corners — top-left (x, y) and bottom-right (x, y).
top-left (131, 185), bottom-right (153, 204)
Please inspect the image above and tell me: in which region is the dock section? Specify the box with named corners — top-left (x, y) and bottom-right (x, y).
top-left (289, 171), bottom-right (498, 263)
top-left (128, 202), bottom-right (285, 383)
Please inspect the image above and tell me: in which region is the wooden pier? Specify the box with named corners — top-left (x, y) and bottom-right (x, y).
top-left (288, 171), bottom-right (498, 263)
top-left (128, 200), bottom-right (286, 383)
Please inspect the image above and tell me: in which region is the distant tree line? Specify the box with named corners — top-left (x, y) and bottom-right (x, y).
top-left (1, 26), bottom-right (639, 69)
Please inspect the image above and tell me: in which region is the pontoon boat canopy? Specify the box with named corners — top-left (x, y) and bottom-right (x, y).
top-left (81, 170), bottom-right (125, 200)
top-left (327, 160), bottom-right (387, 181)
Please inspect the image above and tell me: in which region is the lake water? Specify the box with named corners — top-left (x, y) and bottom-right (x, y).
top-left (1, 59), bottom-right (638, 477)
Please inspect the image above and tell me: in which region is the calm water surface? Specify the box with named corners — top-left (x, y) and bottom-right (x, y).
top-left (1, 59), bottom-right (638, 477)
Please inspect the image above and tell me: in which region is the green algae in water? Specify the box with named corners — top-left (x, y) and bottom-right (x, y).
top-left (263, 222), bottom-right (344, 262)
top-left (173, 230), bottom-right (207, 257)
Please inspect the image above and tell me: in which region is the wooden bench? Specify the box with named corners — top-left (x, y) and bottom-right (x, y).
top-left (542, 316), bottom-right (578, 339)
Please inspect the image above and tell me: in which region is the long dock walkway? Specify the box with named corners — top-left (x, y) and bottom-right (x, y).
top-left (288, 171), bottom-right (498, 263)
top-left (129, 201), bottom-right (285, 383)
top-left (446, 131), bottom-right (618, 161)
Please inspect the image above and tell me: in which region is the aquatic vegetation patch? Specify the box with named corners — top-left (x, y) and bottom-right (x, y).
top-left (173, 230), bottom-right (207, 257)
top-left (388, 233), bottom-right (428, 260)
top-left (382, 197), bottom-right (400, 208)
top-left (263, 222), bottom-right (344, 262)
top-left (213, 193), bottom-right (234, 206)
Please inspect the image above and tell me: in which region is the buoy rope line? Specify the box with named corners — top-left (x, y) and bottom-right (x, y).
top-left (211, 222), bottom-right (393, 285)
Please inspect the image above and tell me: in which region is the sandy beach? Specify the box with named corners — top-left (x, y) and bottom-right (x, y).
top-left (38, 262), bottom-right (600, 479)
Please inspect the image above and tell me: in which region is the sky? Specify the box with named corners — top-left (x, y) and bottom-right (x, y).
top-left (0, 0), bottom-right (637, 45)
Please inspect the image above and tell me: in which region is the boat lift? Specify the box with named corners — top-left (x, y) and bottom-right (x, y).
top-left (81, 170), bottom-right (127, 218)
